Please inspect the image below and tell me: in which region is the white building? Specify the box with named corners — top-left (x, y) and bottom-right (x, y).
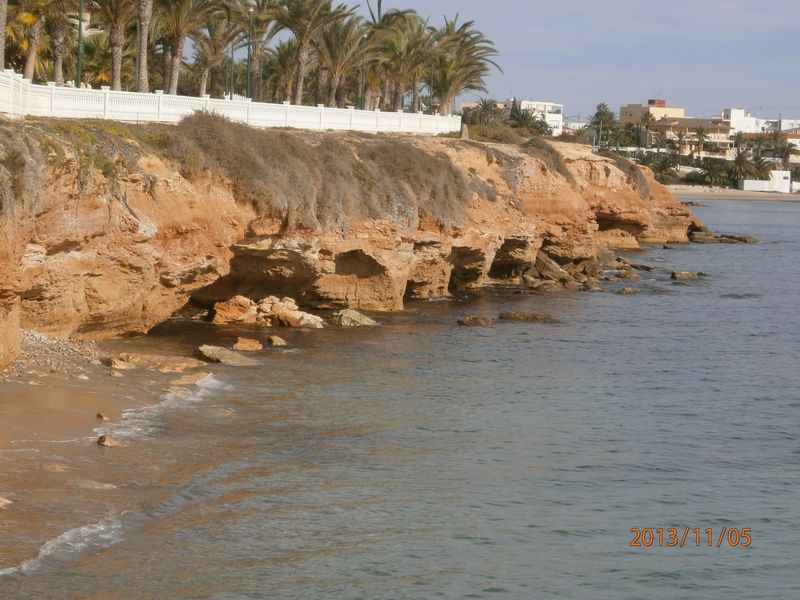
top-left (720, 108), bottom-right (775, 134)
top-left (739, 170), bottom-right (792, 194)
top-left (508, 99), bottom-right (565, 136)
top-left (720, 108), bottom-right (800, 135)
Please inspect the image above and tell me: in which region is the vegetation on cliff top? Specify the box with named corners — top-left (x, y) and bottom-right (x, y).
top-left (0, 113), bottom-right (474, 230)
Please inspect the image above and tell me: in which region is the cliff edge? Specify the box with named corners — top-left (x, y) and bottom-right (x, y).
top-left (0, 114), bottom-right (694, 370)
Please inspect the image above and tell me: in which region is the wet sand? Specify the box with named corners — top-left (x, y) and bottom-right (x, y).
top-left (668, 185), bottom-right (800, 202)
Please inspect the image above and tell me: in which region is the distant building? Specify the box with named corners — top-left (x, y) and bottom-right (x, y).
top-left (620, 99), bottom-right (685, 126)
top-left (459, 98), bottom-right (565, 136)
top-left (650, 117), bottom-right (732, 157)
top-left (717, 109), bottom-right (800, 135)
top-left (511, 100), bottom-right (565, 136)
top-left (719, 108), bottom-right (774, 134)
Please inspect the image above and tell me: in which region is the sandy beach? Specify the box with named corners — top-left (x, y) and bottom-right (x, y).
top-left (668, 185), bottom-right (800, 202)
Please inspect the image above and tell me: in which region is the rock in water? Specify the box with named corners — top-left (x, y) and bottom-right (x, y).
top-left (618, 287), bottom-right (640, 295)
top-left (233, 337), bottom-right (263, 352)
top-left (96, 435), bottom-right (120, 447)
top-left (96, 412), bottom-right (109, 421)
top-left (457, 316), bottom-right (495, 327)
top-left (498, 311), bottom-right (560, 324)
top-left (267, 336), bottom-right (288, 347)
top-left (671, 271), bottom-right (706, 281)
top-left (171, 372), bottom-right (212, 385)
top-left (330, 309), bottom-right (378, 327)
top-left (196, 345), bottom-right (259, 367)
top-left (212, 296), bottom-right (258, 325)
top-left (272, 308), bottom-right (325, 329)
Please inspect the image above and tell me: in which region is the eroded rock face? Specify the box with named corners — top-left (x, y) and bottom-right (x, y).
top-left (0, 131), bottom-right (700, 371)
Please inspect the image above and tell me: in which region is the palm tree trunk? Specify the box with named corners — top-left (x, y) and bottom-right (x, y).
top-left (293, 43), bottom-right (311, 105)
top-left (411, 76), bottom-right (419, 112)
top-left (23, 17), bottom-right (45, 81)
top-left (110, 25), bottom-right (125, 91)
top-left (50, 21), bottom-right (67, 86)
top-left (137, 0), bottom-right (153, 92)
top-left (439, 94), bottom-right (453, 116)
top-left (393, 80), bottom-right (404, 111)
top-left (0, 0), bottom-right (7, 70)
top-left (199, 68), bottom-right (209, 97)
top-left (168, 42), bottom-right (182, 95)
top-left (316, 68), bottom-right (328, 106)
top-left (327, 72), bottom-right (340, 108)
top-left (163, 43), bottom-right (172, 92)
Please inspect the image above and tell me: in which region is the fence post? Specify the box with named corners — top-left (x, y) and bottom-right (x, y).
top-left (47, 81), bottom-right (56, 116)
top-left (348, 106), bottom-right (354, 130)
top-left (283, 100), bottom-right (290, 126)
top-left (101, 86), bottom-right (110, 119)
top-left (203, 94), bottom-right (210, 113)
top-left (155, 90), bottom-right (163, 121)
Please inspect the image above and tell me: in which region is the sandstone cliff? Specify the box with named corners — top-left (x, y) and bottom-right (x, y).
top-left (0, 115), bottom-right (694, 370)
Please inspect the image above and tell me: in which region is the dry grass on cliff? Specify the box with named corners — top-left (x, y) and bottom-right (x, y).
top-left (164, 113), bottom-right (471, 229)
top-left (0, 119), bottom-right (45, 232)
top-left (598, 151), bottom-right (651, 200)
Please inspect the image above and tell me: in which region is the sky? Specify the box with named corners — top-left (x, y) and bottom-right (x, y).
top-left (357, 0), bottom-right (800, 122)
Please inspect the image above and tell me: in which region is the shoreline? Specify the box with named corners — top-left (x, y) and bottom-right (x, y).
top-left (669, 185), bottom-right (800, 202)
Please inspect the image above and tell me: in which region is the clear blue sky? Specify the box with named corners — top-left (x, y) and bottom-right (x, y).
top-left (360, 0), bottom-right (800, 121)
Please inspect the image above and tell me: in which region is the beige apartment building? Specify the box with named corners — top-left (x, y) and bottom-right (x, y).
top-left (619, 99), bottom-right (685, 125)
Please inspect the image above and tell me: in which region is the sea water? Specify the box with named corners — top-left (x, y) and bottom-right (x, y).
top-left (1, 199), bottom-right (799, 599)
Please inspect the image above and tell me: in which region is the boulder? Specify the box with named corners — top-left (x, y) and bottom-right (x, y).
top-left (272, 307), bottom-right (325, 329)
top-left (114, 353), bottom-right (206, 373)
top-left (212, 295), bottom-right (258, 325)
top-left (267, 335), bottom-right (288, 346)
top-left (96, 435), bottom-right (121, 447)
top-left (618, 287), bottom-right (640, 295)
top-left (172, 372), bottom-right (212, 385)
top-left (457, 316), bottom-right (495, 327)
top-left (196, 345), bottom-right (259, 366)
top-left (233, 337), bottom-right (263, 352)
top-left (532, 253), bottom-right (573, 283)
top-left (498, 311), bottom-right (560, 324)
top-left (330, 309), bottom-right (378, 327)
top-left (671, 271), bottom-right (706, 281)
top-left (618, 269), bottom-right (640, 280)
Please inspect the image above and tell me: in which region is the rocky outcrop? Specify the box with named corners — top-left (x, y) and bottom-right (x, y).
top-left (0, 120), bottom-right (698, 371)
top-left (330, 309), bottom-right (378, 327)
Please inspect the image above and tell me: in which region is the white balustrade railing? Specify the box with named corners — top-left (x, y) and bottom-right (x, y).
top-left (0, 69), bottom-right (461, 135)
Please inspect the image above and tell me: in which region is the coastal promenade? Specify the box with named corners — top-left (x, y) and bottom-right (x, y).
top-left (0, 70), bottom-right (461, 135)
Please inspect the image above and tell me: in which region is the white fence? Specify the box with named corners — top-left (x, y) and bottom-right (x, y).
top-left (0, 70), bottom-right (461, 135)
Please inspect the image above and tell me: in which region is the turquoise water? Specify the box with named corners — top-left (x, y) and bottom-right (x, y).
top-left (2, 199), bottom-right (799, 598)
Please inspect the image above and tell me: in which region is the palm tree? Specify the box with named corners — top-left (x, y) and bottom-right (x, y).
top-left (474, 98), bottom-right (501, 126)
top-left (728, 149), bottom-right (756, 181)
top-left (46, 1), bottom-right (74, 85)
top-left (317, 15), bottom-right (368, 107)
top-left (429, 16), bottom-right (500, 116)
top-left (18, 1), bottom-right (48, 81)
top-left (776, 142), bottom-right (799, 168)
top-left (192, 15), bottom-right (238, 97)
top-left (589, 102), bottom-right (616, 145)
top-left (701, 160), bottom-right (728, 187)
top-left (263, 37), bottom-right (298, 102)
top-left (93, 0), bottom-right (137, 90)
top-left (768, 130), bottom-right (785, 159)
top-left (733, 131), bottom-right (746, 149)
top-left (674, 131), bottom-right (688, 155)
top-left (235, 0), bottom-right (280, 102)
top-left (639, 112), bottom-right (656, 147)
top-left (274, 0), bottom-right (351, 105)
top-left (652, 153), bottom-right (678, 183)
top-left (158, 0), bottom-right (213, 94)
top-left (692, 127), bottom-right (710, 156)
top-left (752, 157), bottom-right (772, 180)
top-left (752, 133), bottom-right (768, 158)
top-left (136, 0), bottom-right (153, 91)
top-left (0, 0), bottom-right (8, 69)
top-left (374, 12), bottom-right (432, 111)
